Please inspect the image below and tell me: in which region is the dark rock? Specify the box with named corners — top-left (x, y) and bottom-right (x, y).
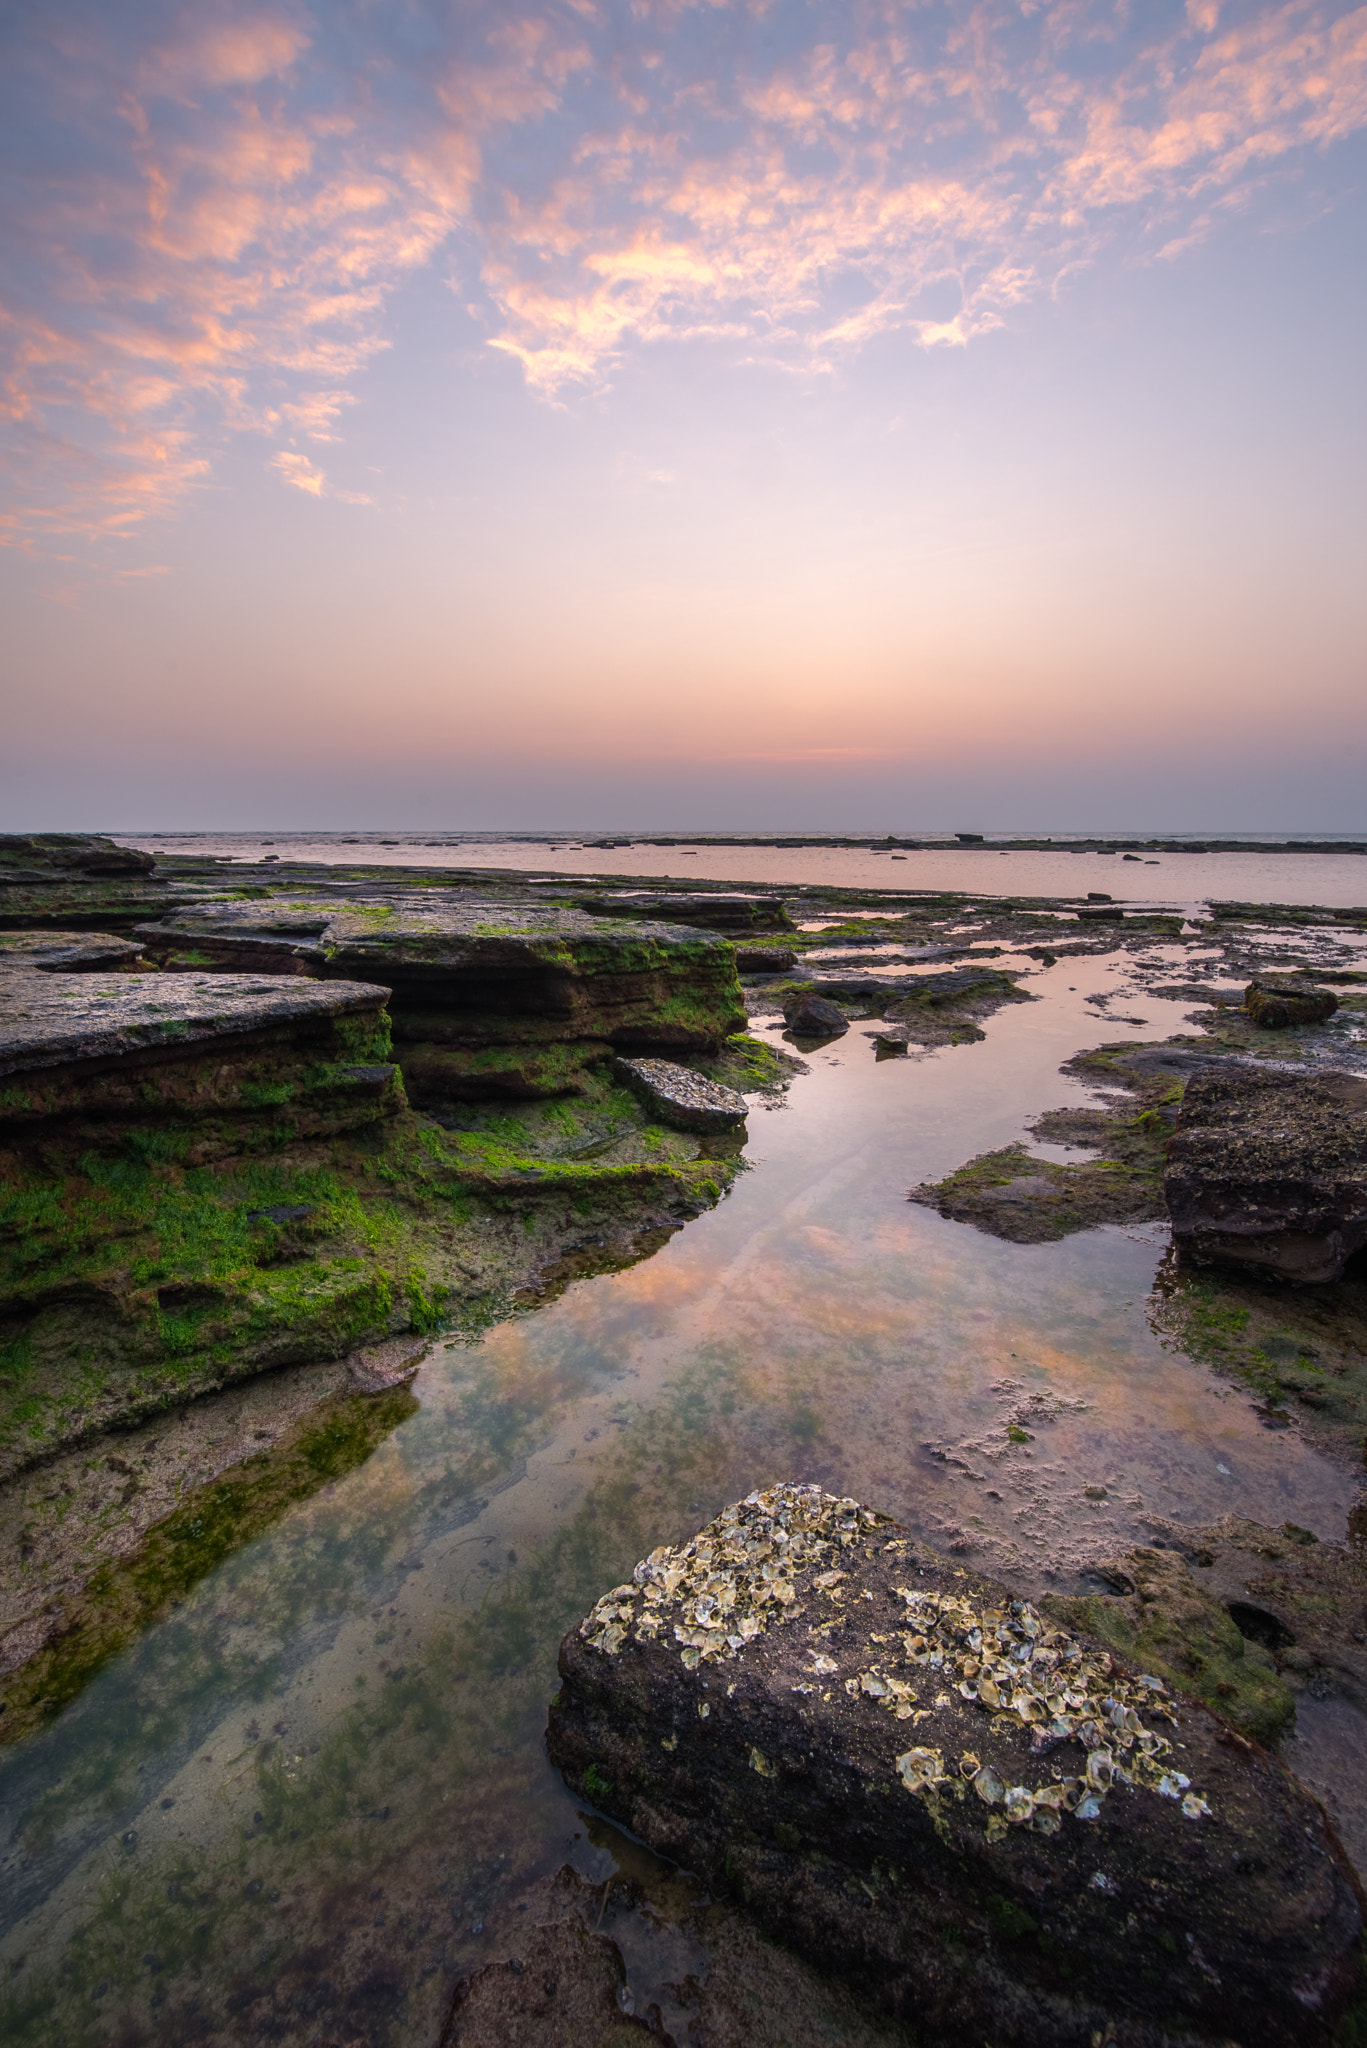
top-left (1244, 981), bottom-right (1339, 1029)
top-left (1076, 905), bottom-right (1124, 921)
top-left (1086, 893), bottom-right (1114, 903)
top-left (613, 1056), bottom-right (748, 1133)
top-left (587, 892), bottom-right (793, 934)
top-left (955, 832), bottom-right (985, 843)
top-left (782, 995), bottom-right (848, 1039)
top-left (439, 1917), bottom-right (656, 2046)
top-left (0, 834), bottom-right (155, 880)
top-left (734, 946), bottom-right (798, 976)
top-left (547, 1486), bottom-right (1364, 2047)
top-left (1165, 1063), bottom-right (1367, 1281)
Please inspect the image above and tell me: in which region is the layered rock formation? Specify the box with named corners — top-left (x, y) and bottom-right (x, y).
top-left (0, 832), bottom-right (174, 931)
top-left (1165, 1063), bottom-right (1367, 1281)
top-left (137, 899), bottom-right (747, 1102)
top-left (548, 1485), bottom-right (1363, 2048)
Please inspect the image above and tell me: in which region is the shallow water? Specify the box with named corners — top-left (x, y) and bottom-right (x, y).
top-left (0, 955), bottom-right (1359, 2045)
top-left (117, 831), bottom-right (1367, 913)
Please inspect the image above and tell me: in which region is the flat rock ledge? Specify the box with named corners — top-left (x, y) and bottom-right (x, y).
top-left (547, 1484), bottom-right (1363, 2048)
top-left (587, 891), bottom-right (793, 933)
top-left (0, 967), bottom-right (392, 1077)
top-left (0, 930), bottom-right (147, 973)
top-left (1165, 1063), bottom-right (1367, 1281)
top-left (613, 1056), bottom-right (748, 1133)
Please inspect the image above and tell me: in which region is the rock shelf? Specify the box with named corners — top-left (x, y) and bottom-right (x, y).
top-left (138, 899), bottom-right (747, 1103)
top-left (585, 891), bottom-right (794, 933)
top-left (0, 965), bottom-right (392, 1082)
top-left (549, 1485), bottom-right (1363, 2047)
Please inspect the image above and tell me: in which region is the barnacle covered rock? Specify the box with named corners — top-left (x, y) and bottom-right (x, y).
top-left (550, 1486), bottom-right (1363, 2047)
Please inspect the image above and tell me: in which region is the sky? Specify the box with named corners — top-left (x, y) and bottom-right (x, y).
top-left (2, 0), bottom-right (1365, 834)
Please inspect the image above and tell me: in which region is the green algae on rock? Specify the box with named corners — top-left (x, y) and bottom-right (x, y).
top-left (1244, 980), bottom-right (1340, 1028)
top-left (138, 898), bottom-right (748, 1104)
top-left (549, 1486), bottom-right (1364, 2047)
top-left (1038, 1545), bottom-right (1294, 1745)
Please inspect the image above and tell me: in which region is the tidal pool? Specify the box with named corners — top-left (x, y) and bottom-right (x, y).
top-left (0, 957), bottom-right (1357, 2046)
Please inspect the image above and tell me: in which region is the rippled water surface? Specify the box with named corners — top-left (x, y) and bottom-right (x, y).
top-left (1, 958), bottom-right (1358, 2046)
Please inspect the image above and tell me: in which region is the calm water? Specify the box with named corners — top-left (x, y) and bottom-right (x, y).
top-left (0, 953), bottom-right (1358, 2046)
top-left (116, 831), bottom-right (1367, 913)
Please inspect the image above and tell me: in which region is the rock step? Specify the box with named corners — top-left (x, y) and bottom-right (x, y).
top-left (612, 1056), bottom-right (747, 1133)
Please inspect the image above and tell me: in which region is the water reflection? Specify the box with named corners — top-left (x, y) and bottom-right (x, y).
top-left (0, 957), bottom-right (1357, 2045)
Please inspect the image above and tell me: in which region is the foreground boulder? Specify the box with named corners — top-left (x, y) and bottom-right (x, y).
top-left (547, 1485), bottom-right (1362, 2047)
top-left (137, 900), bottom-right (746, 1101)
top-left (1165, 1063), bottom-right (1367, 1281)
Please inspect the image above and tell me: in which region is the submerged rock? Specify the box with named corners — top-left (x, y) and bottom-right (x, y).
top-left (547, 1485), bottom-right (1363, 2047)
top-left (440, 1917), bottom-right (656, 2046)
top-left (1244, 980), bottom-right (1339, 1029)
top-left (1165, 1063), bottom-right (1367, 1281)
top-left (613, 1056), bottom-right (748, 1133)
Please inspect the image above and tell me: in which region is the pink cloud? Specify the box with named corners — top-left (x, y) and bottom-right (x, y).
top-left (3, 1), bottom-right (1365, 542)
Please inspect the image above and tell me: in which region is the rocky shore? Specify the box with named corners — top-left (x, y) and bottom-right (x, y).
top-left (0, 838), bottom-right (780, 1727)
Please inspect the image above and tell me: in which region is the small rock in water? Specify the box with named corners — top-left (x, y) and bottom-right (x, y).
top-left (612, 1056), bottom-right (748, 1133)
top-left (1244, 979), bottom-right (1338, 1028)
top-left (548, 1484), bottom-right (1363, 2047)
top-left (782, 995), bottom-right (849, 1039)
top-left (346, 1335), bottom-right (431, 1394)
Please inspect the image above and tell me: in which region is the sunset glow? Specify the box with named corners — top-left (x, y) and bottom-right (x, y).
top-left (3, 1), bottom-right (1365, 828)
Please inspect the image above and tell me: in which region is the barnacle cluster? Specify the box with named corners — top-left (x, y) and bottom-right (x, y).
top-left (577, 1484), bottom-right (1210, 1835)
top-left (579, 1482), bottom-right (887, 1667)
top-left (885, 1586), bottom-right (1209, 1830)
